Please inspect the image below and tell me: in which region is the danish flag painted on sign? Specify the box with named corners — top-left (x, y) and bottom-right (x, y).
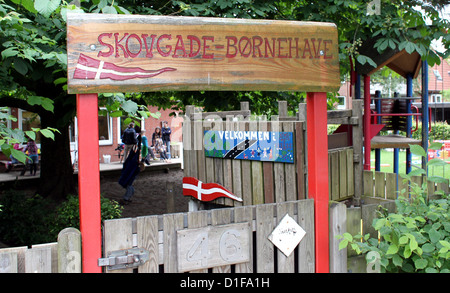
top-left (183, 177), bottom-right (243, 202)
top-left (73, 54), bottom-right (176, 81)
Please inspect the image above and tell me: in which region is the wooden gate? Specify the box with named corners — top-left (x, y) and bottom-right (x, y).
top-left (102, 199), bottom-right (315, 273)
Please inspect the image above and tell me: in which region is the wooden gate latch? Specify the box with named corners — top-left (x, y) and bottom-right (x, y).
top-left (98, 248), bottom-right (149, 271)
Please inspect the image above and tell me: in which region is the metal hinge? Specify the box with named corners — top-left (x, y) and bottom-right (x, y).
top-left (98, 248), bottom-right (149, 271)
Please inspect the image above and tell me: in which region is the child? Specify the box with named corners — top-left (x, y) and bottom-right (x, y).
top-left (23, 139), bottom-right (39, 176)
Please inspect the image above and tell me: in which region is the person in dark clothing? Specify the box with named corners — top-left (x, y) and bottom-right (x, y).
top-left (121, 122), bottom-right (137, 163)
top-left (161, 121), bottom-right (172, 159)
top-left (119, 125), bottom-right (141, 205)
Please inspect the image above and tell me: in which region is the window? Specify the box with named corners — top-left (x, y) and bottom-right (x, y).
top-left (431, 94), bottom-right (442, 103)
top-left (20, 110), bottom-right (41, 144)
top-left (336, 96), bottom-right (346, 109)
top-left (98, 112), bottom-right (113, 145)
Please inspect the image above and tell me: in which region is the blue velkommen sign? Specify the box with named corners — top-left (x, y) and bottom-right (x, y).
top-left (204, 130), bottom-right (294, 163)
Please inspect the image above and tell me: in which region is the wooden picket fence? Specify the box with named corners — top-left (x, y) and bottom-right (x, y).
top-left (102, 199), bottom-right (317, 273)
top-left (329, 147), bottom-right (355, 201)
top-left (183, 100), bottom-right (364, 207)
top-left (363, 170), bottom-right (450, 199)
top-left (0, 199), bottom-right (350, 273)
top-left (0, 228), bottom-right (81, 273)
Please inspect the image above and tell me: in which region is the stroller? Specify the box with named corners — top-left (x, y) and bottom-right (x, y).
top-left (115, 143), bottom-right (124, 160)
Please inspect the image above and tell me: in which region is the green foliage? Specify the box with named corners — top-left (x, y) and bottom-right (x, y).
top-left (338, 143), bottom-right (450, 272)
top-left (49, 195), bottom-right (123, 236)
top-left (0, 191), bottom-right (122, 247)
top-left (410, 121), bottom-right (450, 142)
top-left (339, 193), bottom-right (450, 273)
top-left (0, 190), bottom-right (55, 245)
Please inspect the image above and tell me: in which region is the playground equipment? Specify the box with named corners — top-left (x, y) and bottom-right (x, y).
top-left (352, 39), bottom-right (431, 174)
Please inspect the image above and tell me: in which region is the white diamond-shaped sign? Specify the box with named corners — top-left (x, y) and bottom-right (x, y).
top-left (268, 214), bottom-right (306, 257)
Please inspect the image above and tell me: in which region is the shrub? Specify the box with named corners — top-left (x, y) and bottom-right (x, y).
top-left (338, 143), bottom-right (450, 273)
top-left (0, 191), bottom-right (122, 247)
top-left (0, 191), bottom-right (55, 246)
top-left (49, 195), bottom-right (123, 237)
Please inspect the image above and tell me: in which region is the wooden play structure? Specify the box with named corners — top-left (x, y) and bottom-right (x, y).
top-left (353, 39), bottom-right (430, 174)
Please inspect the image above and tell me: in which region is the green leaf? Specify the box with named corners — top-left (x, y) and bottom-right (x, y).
top-left (422, 243), bottom-right (435, 253)
top-left (409, 144), bottom-right (426, 157)
top-left (41, 98), bottom-right (54, 112)
top-left (122, 100), bottom-right (138, 114)
top-left (1, 47), bottom-right (19, 59)
top-left (34, 0), bottom-right (61, 17)
top-left (429, 142), bottom-right (443, 150)
top-left (14, 58), bottom-right (28, 75)
top-left (427, 158), bottom-right (447, 167)
top-left (10, 148), bottom-right (27, 164)
top-left (25, 131), bottom-right (36, 141)
top-left (40, 129), bottom-right (54, 140)
top-left (386, 244), bottom-right (399, 255)
top-left (150, 111), bottom-right (161, 119)
top-left (392, 254), bottom-right (403, 267)
top-left (342, 232), bottom-right (353, 242)
top-left (429, 229), bottom-right (441, 243)
top-left (339, 239), bottom-right (348, 250)
top-left (404, 245), bottom-right (412, 258)
top-left (414, 258), bottom-right (428, 270)
top-left (399, 235), bottom-right (409, 245)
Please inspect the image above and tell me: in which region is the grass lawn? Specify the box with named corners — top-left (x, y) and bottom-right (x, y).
top-left (370, 149), bottom-right (450, 182)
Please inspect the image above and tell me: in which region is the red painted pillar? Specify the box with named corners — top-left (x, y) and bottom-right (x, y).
top-left (363, 75), bottom-right (371, 171)
top-left (306, 92), bottom-right (329, 273)
top-left (76, 93), bottom-right (102, 273)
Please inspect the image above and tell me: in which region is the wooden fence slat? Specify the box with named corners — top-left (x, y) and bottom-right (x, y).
top-left (329, 202), bottom-right (347, 273)
top-left (385, 173), bottom-right (397, 200)
top-left (295, 121), bottom-right (306, 200)
top-left (186, 210), bottom-right (209, 273)
top-left (297, 199), bottom-right (315, 273)
top-left (330, 151), bottom-right (339, 200)
top-left (363, 170), bottom-right (374, 197)
top-left (283, 122), bottom-right (297, 202)
top-left (346, 149), bottom-right (354, 197)
top-left (239, 121), bottom-right (253, 206)
top-left (163, 213), bottom-right (184, 273)
top-left (250, 120), bottom-right (264, 205)
top-left (25, 244), bottom-right (55, 273)
top-left (339, 150), bottom-right (348, 199)
top-left (276, 202), bottom-right (296, 273)
top-left (234, 206), bottom-right (254, 273)
top-left (57, 227), bottom-right (81, 273)
top-left (211, 208), bottom-right (233, 273)
top-left (346, 207), bottom-right (362, 257)
top-left (0, 250), bottom-right (18, 273)
top-left (256, 203), bottom-right (275, 273)
top-left (136, 215), bottom-right (159, 273)
top-left (374, 171), bottom-right (386, 198)
top-left (104, 218), bottom-right (133, 273)
top-left (0, 246), bottom-right (27, 273)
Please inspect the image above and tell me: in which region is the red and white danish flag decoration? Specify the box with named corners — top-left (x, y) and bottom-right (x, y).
top-left (183, 177), bottom-right (243, 202)
top-left (73, 54), bottom-right (176, 81)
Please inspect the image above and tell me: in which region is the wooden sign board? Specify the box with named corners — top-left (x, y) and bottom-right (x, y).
top-left (177, 222), bottom-right (251, 272)
top-left (67, 13), bottom-right (340, 94)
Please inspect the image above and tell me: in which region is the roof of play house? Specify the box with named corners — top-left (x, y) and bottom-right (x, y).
top-left (355, 36), bottom-right (422, 79)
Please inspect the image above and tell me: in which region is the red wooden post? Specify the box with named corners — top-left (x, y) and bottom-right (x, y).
top-left (363, 75), bottom-right (371, 171)
top-left (76, 93), bottom-right (102, 273)
top-left (306, 92), bottom-right (329, 273)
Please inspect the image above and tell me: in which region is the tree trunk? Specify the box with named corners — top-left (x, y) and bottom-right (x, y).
top-left (37, 110), bottom-right (76, 201)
